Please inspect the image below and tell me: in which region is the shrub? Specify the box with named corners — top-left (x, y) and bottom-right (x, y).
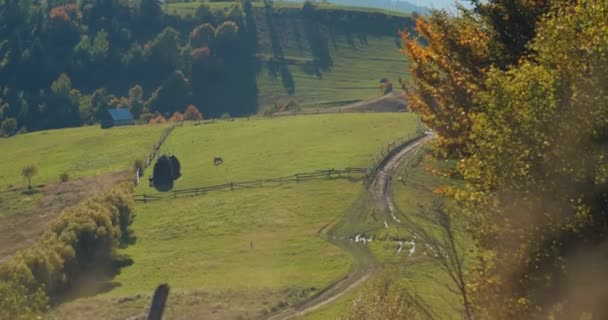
top-left (169, 111), bottom-right (184, 122)
top-left (59, 172), bottom-right (69, 183)
top-left (0, 182), bottom-right (136, 299)
top-left (149, 114), bottom-right (167, 124)
top-left (0, 117), bottom-right (17, 137)
top-left (183, 105), bottom-right (203, 121)
top-left (220, 112), bottom-right (231, 120)
top-left (263, 105), bottom-right (278, 117)
top-left (275, 99), bottom-right (300, 112)
top-left (21, 165), bottom-right (38, 190)
top-left (0, 275), bottom-right (48, 319)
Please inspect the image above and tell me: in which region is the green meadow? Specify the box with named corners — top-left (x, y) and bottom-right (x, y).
top-left (0, 124), bottom-right (168, 218)
top-left (0, 125), bottom-right (168, 188)
top-left (54, 113), bottom-right (420, 319)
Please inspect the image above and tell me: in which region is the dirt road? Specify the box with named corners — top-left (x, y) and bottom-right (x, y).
top-left (265, 134), bottom-right (431, 320)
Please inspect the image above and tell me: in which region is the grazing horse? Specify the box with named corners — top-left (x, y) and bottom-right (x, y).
top-left (214, 156), bottom-right (224, 166)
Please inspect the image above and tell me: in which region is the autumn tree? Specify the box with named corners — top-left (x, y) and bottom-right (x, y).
top-left (0, 276), bottom-right (48, 320)
top-left (214, 21), bottom-right (239, 56)
top-left (401, 1), bottom-right (552, 155)
top-left (22, 165), bottom-right (38, 190)
top-left (446, 1), bottom-right (608, 318)
top-left (169, 111), bottom-right (184, 122)
top-left (183, 105), bottom-right (203, 121)
top-left (190, 23), bottom-right (215, 49)
top-left (400, 12), bottom-right (491, 155)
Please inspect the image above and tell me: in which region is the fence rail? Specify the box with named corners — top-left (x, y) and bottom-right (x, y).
top-left (362, 130), bottom-right (426, 186)
top-left (135, 167), bottom-right (367, 202)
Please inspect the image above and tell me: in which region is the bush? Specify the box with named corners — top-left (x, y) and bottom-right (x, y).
top-left (0, 118), bottom-right (17, 137)
top-left (59, 172), bottom-right (69, 183)
top-left (263, 105), bottom-right (278, 117)
top-left (220, 112), bottom-right (231, 120)
top-left (0, 275), bottom-right (48, 320)
top-left (276, 99), bottom-right (300, 112)
top-left (149, 114), bottom-right (167, 124)
top-left (183, 105), bottom-right (203, 121)
top-left (169, 111), bottom-right (184, 122)
top-left (0, 182), bottom-right (136, 298)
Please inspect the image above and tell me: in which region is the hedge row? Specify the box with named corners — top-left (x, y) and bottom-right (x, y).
top-left (0, 182), bottom-right (136, 299)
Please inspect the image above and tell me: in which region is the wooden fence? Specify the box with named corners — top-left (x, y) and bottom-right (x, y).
top-left (362, 131), bottom-right (426, 186)
top-left (134, 167), bottom-right (367, 202)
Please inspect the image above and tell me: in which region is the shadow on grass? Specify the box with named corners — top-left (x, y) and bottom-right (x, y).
top-left (58, 255), bottom-right (134, 304)
top-left (20, 187), bottom-right (43, 195)
top-left (154, 182), bottom-right (174, 192)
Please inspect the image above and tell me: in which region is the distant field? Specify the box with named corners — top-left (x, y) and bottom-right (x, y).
top-left (54, 113), bottom-right (420, 319)
top-left (137, 113), bottom-right (418, 192)
top-left (0, 124), bottom-right (168, 218)
top-left (0, 125), bottom-right (168, 188)
top-left (165, 1), bottom-right (411, 18)
top-left (257, 35), bottom-right (408, 108)
top-left (166, 1), bottom-right (411, 109)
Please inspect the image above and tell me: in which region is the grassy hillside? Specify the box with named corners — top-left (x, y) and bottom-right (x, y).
top-left (0, 125), bottom-right (168, 218)
top-left (166, 1), bottom-right (413, 18)
top-left (167, 1), bottom-right (412, 110)
top-left (53, 113), bottom-right (420, 319)
top-left (0, 125), bottom-right (169, 188)
top-left (138, 114), bottom-right (417, 192)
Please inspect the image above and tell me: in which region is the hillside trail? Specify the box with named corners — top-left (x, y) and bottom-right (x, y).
top-left (265, 134), bottom-right (431, 320)
top-left (272, 92), bottom-right (407, 117)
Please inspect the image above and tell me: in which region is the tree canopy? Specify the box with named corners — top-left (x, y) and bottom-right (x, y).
top-left (401, 1), bottom-right (608, 318)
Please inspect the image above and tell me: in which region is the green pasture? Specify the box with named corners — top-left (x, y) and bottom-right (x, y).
top-left (138, 113), bottom-right (418, 193)
top-left (0, 124), bottom-right (168, 218)
top-left (257, 35), bottom-right (408, 108)
top-left (53, 113), bottom-right (420, 318)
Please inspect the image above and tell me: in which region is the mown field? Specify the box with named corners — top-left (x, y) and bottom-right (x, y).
top-left (54, 113), bottom-right (420, 319)
top-left (0, 124), bottom-right (168, 218)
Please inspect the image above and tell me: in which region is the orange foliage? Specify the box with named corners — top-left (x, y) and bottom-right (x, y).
top-left (148, 114), bottom-right (167, 124)
top-left (169, 112), bottom-right (184, 122)
top-left (400, 13), bottom-right (491, 155)
top-left (49, 4), bottom-right (82, 22)
top-left (183, 105), bottom-right (203, 121)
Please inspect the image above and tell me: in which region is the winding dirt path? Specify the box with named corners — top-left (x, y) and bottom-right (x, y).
top-left (265, 134), bottom-right (431, 320)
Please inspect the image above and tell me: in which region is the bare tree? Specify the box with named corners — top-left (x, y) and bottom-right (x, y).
top-left (21, 165), bottom-right (38, 190)
top-left (399, 200), bottom-right (473, 320)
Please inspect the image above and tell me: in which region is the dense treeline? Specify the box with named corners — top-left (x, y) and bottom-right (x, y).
top-left (0, 0), bottom-right (258, 135)
top-left (388, 1), bottom-right (608, 319)
top-left (0, 182), bottom-right (135, 318)
top-left (0, 0), bottom-right (412, 136)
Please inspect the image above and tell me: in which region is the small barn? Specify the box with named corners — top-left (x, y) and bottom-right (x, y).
top-left (101, 108), bottom-right (134, 129)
